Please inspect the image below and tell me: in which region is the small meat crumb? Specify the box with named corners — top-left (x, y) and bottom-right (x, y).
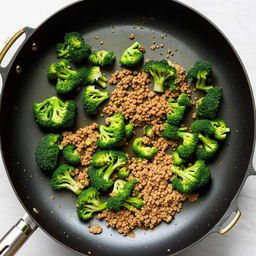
top-left (129, 33), bottom-right (135, 40)
top-left (100, 41), bottom-right (104, 45)
top-left (145, 59), bottom-right (151, 63)
top-left (89, 225), bottom-right (102, 234)
top-left (128, 231), bottom-right (136, 238)
top-left (61, 123), bottom-right (99, 166)
top-left (187, 193), bottom-right (199, 202)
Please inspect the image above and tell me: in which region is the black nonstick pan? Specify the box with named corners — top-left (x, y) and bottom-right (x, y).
top-left (0, 0), bottom-right (255, 255)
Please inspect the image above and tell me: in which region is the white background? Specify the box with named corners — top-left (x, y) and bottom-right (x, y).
top-left (0, 0), bottom-right (256, 255)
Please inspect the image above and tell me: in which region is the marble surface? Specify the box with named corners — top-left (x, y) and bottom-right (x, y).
top-left (0, 0), bottom-right (256, 255)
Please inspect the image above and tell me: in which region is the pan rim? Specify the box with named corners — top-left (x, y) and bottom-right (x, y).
top-left (0, 0), bottom-right (255, 255)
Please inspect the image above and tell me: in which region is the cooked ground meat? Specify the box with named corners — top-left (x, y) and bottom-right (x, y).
top-left (61, 123), bottom-right (99, 166)
top-left (60, 60), bottom-right (196, 236)
top-left (104, 62), bottom-right (190, 127)
top-left (129, 33), bottom-right (135, 40)
top-left (97, 136), bottom-right (186, 235)
top-left (88, 224), bottom-right (103, 234)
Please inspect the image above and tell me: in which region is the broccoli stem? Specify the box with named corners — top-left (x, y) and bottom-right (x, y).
top-left (103, 160), bottom-right (115, 181)
top-left (129, 42), bottom-right (140, 50)
top-left (198, 134), bottom-right (214, 150)
top-left (171, 166), bottom-right (195, 183)
top-left (60, 175), bottom-right (81, 195)
top-left (121, 202), bottom-right (136, 211)
top-left (97, 77), bottom-right (107, 88)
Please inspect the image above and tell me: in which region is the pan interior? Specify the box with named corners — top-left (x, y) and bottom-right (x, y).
top-left (0, 1), bottom-right (254, 255)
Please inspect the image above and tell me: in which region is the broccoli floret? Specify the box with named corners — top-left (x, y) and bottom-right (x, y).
top-left (144, 125), bottom-right (153, 137)
top-left (97, 113), bottom-right (125, 149)
top-left (167, 98), bottom-right (186, 126)
top-left (82, 85), bottom-right (109, 115)
top-left (34, 134), bottom-right (62, 171)
top-left (124, 122), bottom-right (134, 139)
top-left (50, 164), bottom-right (82, 195)
top-left (33, 96), bottom-right (76, 130)
top-left (62, 145), bottom-right (80, 165)
top-left (88, 50), bottom-right (115, 66)
top-left (167, 94), bottom-right (191, 126)
top-left (171, 160), bottom-right (211, 193)
top-left (91, 150), bottom-right (116, 168)
top-left (85, 66), bottom-right (108, 88)
top-left (142, 60), bottom-right (177, 93)
top-left (161, 123), bottom-right (198, 159)
top-left (171, 151), bottom-right (185, 166)
top-left (107, 179), bottom-right (143, 211)
top-left (197, 87), bottom-right (222, 119)
top-left (47, 59), bottom-right (87, 95)
top-left (210, 119), bottom-right (230, 140)
top-left (195, 134), bottom-right (219, 160)
top-left (88, 150), bottom-right (128, 191)
top-left (132, 137), bottom-right (158, 160)
top-left (191, 119), bottom-right (215, 136)
top-left (56, 32), bottom-right (91, 63)
top-left (76, 187), bottom-right (107, 221)
top-left (117, 167), bottom-right (130, 178)
top-left (177, 93), bottom-right (192, 107)
top-left (119, 42), bottom-right (144, 67)
top-left (187, 61), bottom-right (212, 91)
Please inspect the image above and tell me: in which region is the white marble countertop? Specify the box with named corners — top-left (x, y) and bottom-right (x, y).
top-left (0, 0), bottom-right (256, 255)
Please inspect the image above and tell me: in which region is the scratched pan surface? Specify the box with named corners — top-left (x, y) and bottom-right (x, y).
top-left (0, 0), bottom-right (255, 255)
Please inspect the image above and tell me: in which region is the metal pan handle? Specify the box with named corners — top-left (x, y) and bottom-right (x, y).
top-left (0, 214), bottom-right (37, 256)
top-left (0, 27), bottom-right (34, 81)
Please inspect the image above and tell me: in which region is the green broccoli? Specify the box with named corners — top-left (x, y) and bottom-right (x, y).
top-left (177, 93), bottom-right (192, 107)
top-left (85, 66), bottom-right (108, 88)
top-left (117, 167), bottom-right (130, 178)
top-left (88, 150), bottom-right (128, 191)
top-left (167, 94), bottom-right (191, 126)
top-left (62, 144), bottom-right (80, 165)
top-left (161, 123), bottom-right (198, 159)
top-left (97, 113), bottom-right (125, 149)
top-left (88, 50), bottom-right (115, 66)
top-left (56, 32), bottom-right (91, 63)
top-left (33, 96), bottom-right (76, 130)
top-left (106, 179), bottom-right (143, 211)
top-left (50, 164), bottom-right (82, 195)
top-left (197, 87), bottom-right (222, 119)
top-left (132, 137), bottom-right (158, 160)
top-left (210, 119), bottom-right (230, 140)
top-left (144, 125), bottom-right (153, 137)
top-left (191, 119), bottom-right (230, 141)
top-left (76, 187), bottom-right (107, 221)
top-left (34, 134), bottom-right (62, 171)
top-left (124, 122), bottom-right (134, 139)
top-left (47, 59), bottom-right (87, 95)
top-left (82, 85), bottom-right (109, 115)
top-left (142, 60), bottom-right (177, 93)
top-left (187, 61), bottom-right (212, 91)
top-left (119, 42), bottom-right (144, 67)
top-left (171, 160), bottom-right (211, 193)
top-left (171, 151), bottom-right (185, 166)
top-left (191, 119), bottom-right (215, 136)
top-left (195, 134), bottom-right (219, 160)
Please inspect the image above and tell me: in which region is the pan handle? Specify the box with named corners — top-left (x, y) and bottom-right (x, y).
top-left (0, 213), bottom-right (37, 256)
top-left (0, 29), bottom-right (26, 64)
top-left (0, 27), bottom-right (34, 80)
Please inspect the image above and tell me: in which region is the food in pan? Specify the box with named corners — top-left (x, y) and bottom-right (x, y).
top-left (33, 31), bottom-right (230, 235)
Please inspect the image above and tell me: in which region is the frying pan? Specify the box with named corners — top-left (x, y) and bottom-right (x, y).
top-left (0, 0), bottom-right (255, 255)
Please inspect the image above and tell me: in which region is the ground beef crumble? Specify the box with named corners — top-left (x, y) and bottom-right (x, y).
top-left (97, 136), bottom-right (190, 235)
top-left (60, 61), bottom-right (198, 235)
top-left (104, 62), bottom-right (190, 127)
top-left (61, 123), bottom-right (99, 166)
top-left (88, 224), bottom-right (103, 234)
